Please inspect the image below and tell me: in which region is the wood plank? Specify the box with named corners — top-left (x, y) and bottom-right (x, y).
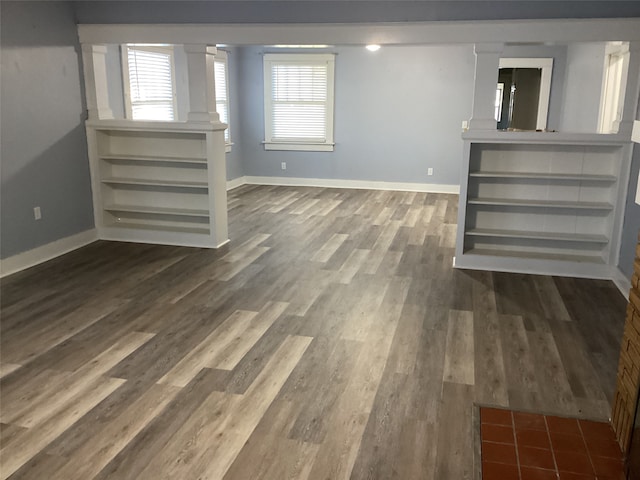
top-left (443, 310), bottom-right (475, 385)
top-left (0, 377), bottom-right (125, 479)
top-left (0, 185), bottom-right (627, 480)
top-left (138, 335), bottom-right (312, 480)
top-left (158, 309), bottom-right (259, 387)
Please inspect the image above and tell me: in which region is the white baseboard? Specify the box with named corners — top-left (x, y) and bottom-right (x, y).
top-left (241, 175), bottom-right (460, 194)
top-left (226, 176), bottom-right (247, 191)
top-left (0, 229), bottom-right (98, 278)
top-left (612, 266), bottom-right (632, 299)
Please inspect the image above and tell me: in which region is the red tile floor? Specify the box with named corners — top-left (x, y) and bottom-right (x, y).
top-left (480, 407), bottom-right (625, 480)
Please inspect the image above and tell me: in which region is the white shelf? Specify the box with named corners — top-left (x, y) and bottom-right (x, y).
top-left (461, 130), bottom-right (629, 146)
top-left (102, 177), bottom-right (209, 189)
top-left (100, 154), bottom-right (207, 166)
top-left (468, 197), bottom-right (614, 210)
top-left (108, 222), bottom-right (210, 235)
top-left (465, 228), bottom-right (609, 244)
top-left (464, 247), bottom-right (605, 264)
top-left (455, 139), bottom-right (628, 278)
top-left (468, 171), bottom-right (616, 182)
top-left (105, 204), bottom-right (210, 218)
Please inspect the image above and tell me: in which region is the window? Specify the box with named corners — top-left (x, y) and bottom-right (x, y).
top-left (123, 45), bottom-right (176, 121)
top-left (263, 53), bottom-right (335, 151)
top-left (214, 51), bottom-right (232, 150)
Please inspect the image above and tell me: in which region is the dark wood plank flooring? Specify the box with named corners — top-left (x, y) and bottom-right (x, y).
top-left (0, 185), bottom-right (627, 479)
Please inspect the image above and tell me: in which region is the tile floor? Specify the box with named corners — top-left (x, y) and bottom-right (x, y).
top-left (480, 407), bottom-right (625, 480)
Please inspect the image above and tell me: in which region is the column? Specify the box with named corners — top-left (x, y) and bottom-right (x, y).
top-left (616, 42), bottom-right (640, 137)
top-left (468, 43), bottom-right (504, 131)
top-left (81, 44), bottom-right (113, 120)
top-left (185, 45), bottom-right (219, 123)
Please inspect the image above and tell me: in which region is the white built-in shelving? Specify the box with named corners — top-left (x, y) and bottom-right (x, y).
top-left (454, 132), bottom-right (633, 278)
top-left (86, 120), bottom-right (229, 248)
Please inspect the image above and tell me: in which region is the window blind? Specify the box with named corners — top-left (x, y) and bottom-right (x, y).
top-left (127, 46), bottom-right (175, 121)
top-left (214, 58), bottom-right (230, 142)
top-left (265, 54), bottom-right (333, 144)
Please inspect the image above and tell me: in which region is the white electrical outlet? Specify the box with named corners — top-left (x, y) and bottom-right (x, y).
top-left (33, 206), bottom-right (42, 220)
top-left (427, 168), bottom-right (434, 176)
top-left (281, 162), bottom-right (287, 170)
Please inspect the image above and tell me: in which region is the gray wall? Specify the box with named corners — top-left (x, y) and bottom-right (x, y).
top-left (559, 42), bottom-right (606, 133)
top-left (618, 95), bottom-right (640, 279)
top-left (237, 45), bottom-right (475, 185)
top-left (1, 2), bottom-right (94, 259)
top-left (225, 47), bottom-right (245, 181)
top-left (501, 45), bottom-right (567, 131)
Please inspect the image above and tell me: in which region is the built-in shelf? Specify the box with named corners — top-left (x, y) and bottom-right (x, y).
top-left (87, 122), bottom-right (229, 248)
top-left (464, 248), bottom-right (605, 264)
top-left (455, 137), bottom-right (629, 276)
top-left (100, 154), bottom-right (207, 166)
top-left (468, 171), bottom-right (617, 182)
top-left (467, 197), bottom-right (614, 210)
top-left (465, 228), bottom-right (609, 243)
top-left (102, 177), bottom-right (209, 189)
top-left (105, 204), bottom-right (210, 217)
top-left (108, 222), bottom-right (210, 235)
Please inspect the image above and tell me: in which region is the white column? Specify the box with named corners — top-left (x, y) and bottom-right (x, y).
top-left (468, 43), bottom-right (504, 131)
top-left (81, 44), bottom-right (113, 120)
top-left (617, 42), bottom-right (640, 137)
top-left (185, 45), bottom-right (219, 123)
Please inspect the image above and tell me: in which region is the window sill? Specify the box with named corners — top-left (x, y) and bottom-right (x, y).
top-left (263, 142), bottom-right (335, 152)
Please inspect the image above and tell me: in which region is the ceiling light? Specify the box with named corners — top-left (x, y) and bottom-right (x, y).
top-left (366, 44), bottom-right (381, 52)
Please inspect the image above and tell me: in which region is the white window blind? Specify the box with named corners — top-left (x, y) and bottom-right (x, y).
top-left (125, 45), bottom-right (175, 121)
top-left (214, 52), bottom-right (231, 144)
top-left (263, 53), bottom-right (335, 151)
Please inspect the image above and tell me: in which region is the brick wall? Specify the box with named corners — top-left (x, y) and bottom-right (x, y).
top-left (612, 234), bottom-right (640, 454)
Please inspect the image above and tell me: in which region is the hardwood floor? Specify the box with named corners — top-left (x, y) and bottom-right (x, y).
top-left (0, 185), bottom-right (627, 479)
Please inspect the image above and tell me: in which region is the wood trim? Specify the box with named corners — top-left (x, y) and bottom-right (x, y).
top-left (78, 18), bottom-right (640, 46)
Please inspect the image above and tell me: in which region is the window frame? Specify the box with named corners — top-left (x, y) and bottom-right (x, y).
top-left (121, 44), bottom-right (177, 122)
top-left (214, 50), bottom-right (232, 152)
top-left (263, 53), bottom-right (335, 152)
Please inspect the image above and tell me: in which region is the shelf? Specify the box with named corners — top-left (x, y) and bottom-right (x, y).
top-left (465, 228), bottom-right (609, 244)
top-left (102, 177), bottom-right (208, 189)
top-left (107, 222), bottom-right (210, 235)
top-left (104, 204), bottom-right (210, 218)
top-left (469, 171), bottom-right (616, 182)
top-left (468, 197), bottom-right (614, 210)
top-left (100, 154), bottom-right (207, 166)
top-left (461, 130), bottom-right (628, 146)
top-left (464, 248), bottom-right (605, 264)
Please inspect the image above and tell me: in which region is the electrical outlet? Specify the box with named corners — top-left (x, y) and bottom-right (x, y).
top-left (281, 162), bottom-right (287, 170)
top-left (34, 206), bottom-right (42, 220)
top-left (427, 168), bottom-right (434, 176)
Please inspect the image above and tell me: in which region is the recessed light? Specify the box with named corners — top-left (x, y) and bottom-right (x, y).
top-left (366, 44), bottom-right (381, 52)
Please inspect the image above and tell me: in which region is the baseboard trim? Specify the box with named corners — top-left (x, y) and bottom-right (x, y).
top-left (226, 176), bottom-right (247, 191)
top-left (242, 176), bottom-right (460, 194)
top-left (0, 229), bottom-right (98, 278)
top-left (612, 266), bottom-right (632, 299)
